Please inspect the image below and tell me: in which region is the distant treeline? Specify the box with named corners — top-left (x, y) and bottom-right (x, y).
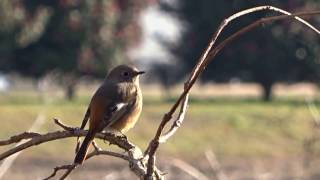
top-left (0, 0), bottom-right (319, 101)
top-left (158, 0), bottom-right (320, 101)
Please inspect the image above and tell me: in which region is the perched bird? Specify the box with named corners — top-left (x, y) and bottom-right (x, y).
top-left (74, 64), bottom-right (144, 164)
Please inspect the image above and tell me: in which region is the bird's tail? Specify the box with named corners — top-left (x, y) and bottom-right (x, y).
top-left (75, 107), bottom-right (90, 154)
top-left (75, 137), bottom-right (81, 154)
top-left (74, 131), bottom-right (95, 164)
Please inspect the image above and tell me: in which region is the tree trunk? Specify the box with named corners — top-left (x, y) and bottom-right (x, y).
top-left (66, 83), bottom-right (76, 100)
top-left (64, 74), bottom-right (77, 101)
top-left (261, 82), bottom-right (273, 102)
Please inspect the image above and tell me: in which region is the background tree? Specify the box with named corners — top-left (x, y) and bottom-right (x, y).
top-left (160, 0), bottom-right (320, 101)
top-left (0, 0), bottom-right (151, 100)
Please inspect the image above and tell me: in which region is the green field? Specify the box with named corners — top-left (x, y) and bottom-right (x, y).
top-left (1, 91), bottom-right (320, 179)
top-left (1, 91), bottom-right (318, 157)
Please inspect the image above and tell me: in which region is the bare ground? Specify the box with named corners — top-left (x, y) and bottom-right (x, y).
top-left (2, 154), bottom-right (320, 180)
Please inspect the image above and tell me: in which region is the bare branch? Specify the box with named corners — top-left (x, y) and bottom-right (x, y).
top-left (145, 6), bottom-right (320, 179)
top-left (0, 119), bottom-right (163, 179)
top-left (0, 120), bottom-right (135, 161)
top-left (0, 132), bottom-right (41, 146)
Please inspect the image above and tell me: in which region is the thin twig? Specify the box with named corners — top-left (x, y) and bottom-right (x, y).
top-left (86, 148), bottom-right (130, 162)
top-left (59, 168), bottom-right (74, 180)
top-left (54, 118), bottom-right (79, 131)
top-left (85, 141), bottom-right (131, 161)
top-left (43, 164), bottom-right (76, 180)
top-left (92, 140), bottom-right (102, 151)
top-left (0, 113), bottom-right (46, 179)
top-left (305, 97), bottom-right (320, 126)
top-left (159, 85), bottom-right (189, 143)
top-left (171, 158), bottom-right (209, 180)
top-left (44, 143), bottom-right (139, 180)
top-left (205, 150), bottom-right (228, 180)
top-left (206, 11), bottom-right (320, 67)
top-left (303, 97), bottom-right (320, 170)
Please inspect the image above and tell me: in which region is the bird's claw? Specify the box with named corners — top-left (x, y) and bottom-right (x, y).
top-left (119, 133), bottom-right (128, 141)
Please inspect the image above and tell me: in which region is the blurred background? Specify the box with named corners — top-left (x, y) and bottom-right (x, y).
top-left (0, 0), bottom-right (320, 179)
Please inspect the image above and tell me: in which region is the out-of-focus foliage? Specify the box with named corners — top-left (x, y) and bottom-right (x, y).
top-left (0, 0), bottom-right (152, 99)
top-left (0, 0), bottom-right (150, 78)
top-left (160, 0), bottom-right (320, 101)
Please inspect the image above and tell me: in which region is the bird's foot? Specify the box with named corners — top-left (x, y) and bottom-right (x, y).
top-left (72, 127), bottom-right (82, 134)
top-left (103, 133), bottom-right (110, 144)
top-left (118, 132), bottom-right (128, 141)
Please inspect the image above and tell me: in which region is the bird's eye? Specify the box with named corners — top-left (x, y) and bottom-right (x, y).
top-left (123, 71), bottom-right (129, 77)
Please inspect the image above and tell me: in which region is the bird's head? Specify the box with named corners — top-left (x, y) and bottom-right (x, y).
top-left (107, 64), bottom-right (145, 84)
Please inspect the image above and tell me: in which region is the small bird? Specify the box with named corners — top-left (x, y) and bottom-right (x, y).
top-left (74, 64), bottom-right (144, 164)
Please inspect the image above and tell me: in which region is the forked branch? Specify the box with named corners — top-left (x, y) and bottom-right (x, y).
top-left (0, 119), bottom-right (154, 179)
top-left (145, 6), bottom-right (320, 179)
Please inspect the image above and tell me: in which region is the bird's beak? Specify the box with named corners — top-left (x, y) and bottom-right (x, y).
top-left (135, 71), bottom-right (145, 76)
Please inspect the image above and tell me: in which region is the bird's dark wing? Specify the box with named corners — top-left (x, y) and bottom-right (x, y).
top-left (98, 98), bottom-right (137, 131)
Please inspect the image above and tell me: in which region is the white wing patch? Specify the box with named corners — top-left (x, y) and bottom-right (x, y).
top-left (115, 103), bottom-right (127, 110)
